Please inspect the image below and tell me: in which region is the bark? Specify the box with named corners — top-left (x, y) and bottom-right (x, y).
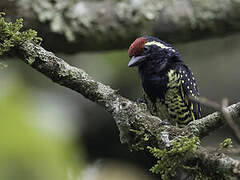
top-left (12, 41), bottom-right (240, 178)
top-left (1, 0), bottom-right (240, 53)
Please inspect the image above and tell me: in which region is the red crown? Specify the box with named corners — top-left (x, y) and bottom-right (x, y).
top-left (128, 37), bottom-right (147, 57)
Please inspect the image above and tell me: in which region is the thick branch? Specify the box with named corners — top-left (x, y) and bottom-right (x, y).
top-left (12, 42), bottom-right (240, 177)
top-left (2, 0), bottom-right (240, 52)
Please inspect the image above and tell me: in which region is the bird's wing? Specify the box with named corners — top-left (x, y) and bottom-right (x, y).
top-left (177, 65), bottom-right (202, 120)
top-left (165, 69), bottom-right (193, 126)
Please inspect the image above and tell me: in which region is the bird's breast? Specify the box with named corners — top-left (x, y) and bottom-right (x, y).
top-left (141, 74), bottom-right (168, 103)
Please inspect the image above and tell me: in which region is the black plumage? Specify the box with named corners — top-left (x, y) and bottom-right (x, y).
top-left (128, 36), bottom-right (201, 127)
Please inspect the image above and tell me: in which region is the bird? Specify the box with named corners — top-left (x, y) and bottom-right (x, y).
top-left (128, 36), bottom-right (201, 127)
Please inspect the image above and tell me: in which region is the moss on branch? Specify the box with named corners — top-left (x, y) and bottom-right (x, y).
top-left (148, 136), bottom-right (200, 179)
top-left (0, 12), bottom-right (42, 56)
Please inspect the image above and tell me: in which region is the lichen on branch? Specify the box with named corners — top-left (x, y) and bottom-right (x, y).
top-left (2, 0), bottom-right (240, 52)
top-left (0, 12), bottom-right (42, 56)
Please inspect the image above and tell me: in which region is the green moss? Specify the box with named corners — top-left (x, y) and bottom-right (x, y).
top-left (218, 138), bottom-right (233, 151)
top-left (129, 127), bottom-right (150, 151)
top-left (0, 12), bottom-right (42, 56)
top-left (148, 136), bottom-right (200, 180)
top-left (148, 136), bottom-right (232, 179)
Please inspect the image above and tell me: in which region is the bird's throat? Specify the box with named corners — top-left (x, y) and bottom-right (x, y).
top-left (139, 66), bottom-right (169, 102)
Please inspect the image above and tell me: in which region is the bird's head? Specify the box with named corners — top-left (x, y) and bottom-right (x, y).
top-left (128, 36), bottom-right (181, 72)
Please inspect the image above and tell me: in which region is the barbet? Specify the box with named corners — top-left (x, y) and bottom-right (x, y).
top-left (128, 36), bottom-right (201, 127)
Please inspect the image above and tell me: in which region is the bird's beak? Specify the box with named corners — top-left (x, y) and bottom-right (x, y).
top-left (128, 55), bottom-right (146, 67)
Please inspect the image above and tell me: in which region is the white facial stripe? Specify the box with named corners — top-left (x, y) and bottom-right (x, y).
top-left (145, 41), bottom-right (175, 52)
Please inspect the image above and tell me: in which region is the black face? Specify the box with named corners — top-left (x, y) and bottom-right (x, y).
top-left (128, 36), bottom-right (182, 72)
top-left (141, 46), bottom-right (167, 74)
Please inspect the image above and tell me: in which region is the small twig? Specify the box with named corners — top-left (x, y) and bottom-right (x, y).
top-left (222, 98), bottom-right (240, 143)
top-left (190, 96), bottom-right (240, 143)
top-left (207, 146), bottom-right (240, 155)
top-left (189, 96), bottom-right (221, 110)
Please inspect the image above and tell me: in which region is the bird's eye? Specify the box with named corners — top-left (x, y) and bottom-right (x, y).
top-left (143, 46), bottom-right (150, 53)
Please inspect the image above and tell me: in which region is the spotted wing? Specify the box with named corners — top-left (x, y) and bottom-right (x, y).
top-left (178, 65), bottom-right (201, 121)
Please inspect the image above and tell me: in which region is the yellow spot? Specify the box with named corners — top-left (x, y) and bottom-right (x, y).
top-left (187, 86), bottom-right (190, 89)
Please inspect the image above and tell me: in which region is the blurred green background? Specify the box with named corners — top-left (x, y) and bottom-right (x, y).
top-left (1, 32), bottom-right (240, 179)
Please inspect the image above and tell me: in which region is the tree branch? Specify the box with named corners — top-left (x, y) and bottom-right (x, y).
top-left (189, 96), bottom-right (240, 142)
top-left (187, 102), bottom-right (240, 139)
top-left (12, 41), bottom-right (240, 177)
top-left (196, 146), bottom-right (240, 177)
top-left (2, 0), bottom-right (240, 52)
